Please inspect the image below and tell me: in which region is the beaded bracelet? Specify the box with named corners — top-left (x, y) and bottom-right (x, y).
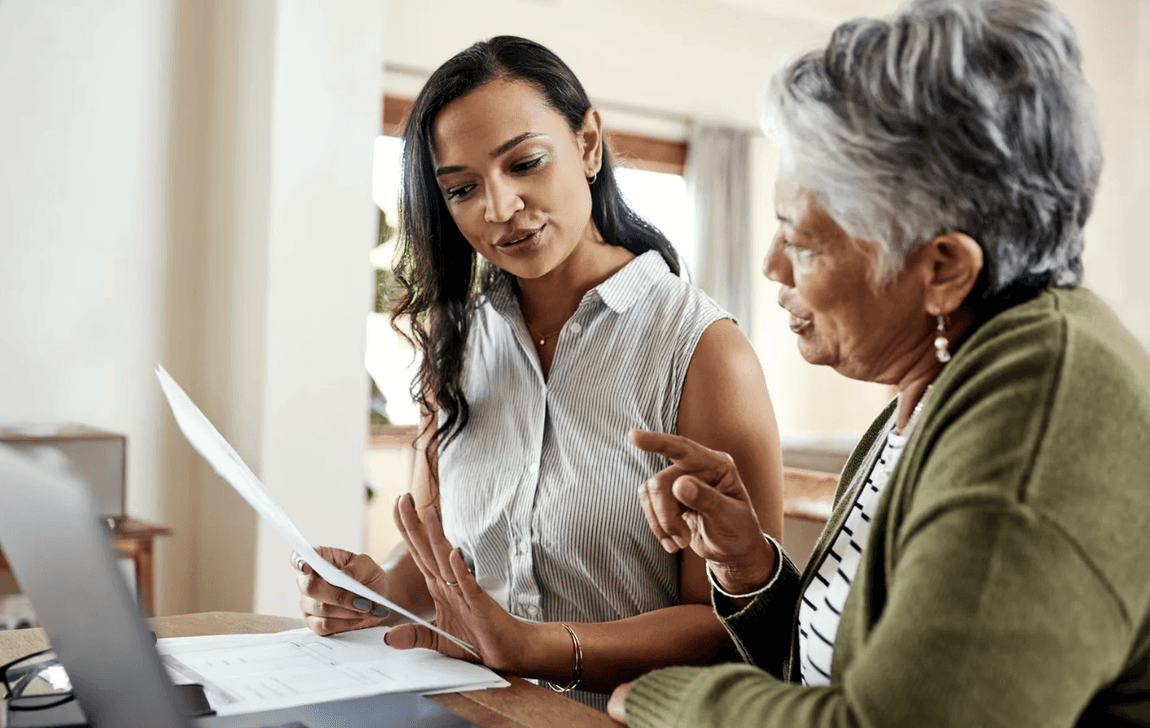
top-left (547, 623), bottom-right (583, 693)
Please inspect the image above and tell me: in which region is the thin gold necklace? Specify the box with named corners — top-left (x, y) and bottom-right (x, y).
top-left (526, 323), bottom-right (563, 347)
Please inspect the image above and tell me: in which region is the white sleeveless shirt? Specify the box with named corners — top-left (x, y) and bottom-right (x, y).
top-left (437, 251), bottom-right (728, 708)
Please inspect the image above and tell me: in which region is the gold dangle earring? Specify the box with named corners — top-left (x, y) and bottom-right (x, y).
top-left (934, 315), bottom-right (951, 363)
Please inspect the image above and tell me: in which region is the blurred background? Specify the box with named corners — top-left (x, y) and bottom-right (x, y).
top-left (1, 0), bottom-right (1146, 622)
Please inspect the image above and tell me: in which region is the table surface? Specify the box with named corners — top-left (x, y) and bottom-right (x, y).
top-left (0, 611), bottom-right (617, 728)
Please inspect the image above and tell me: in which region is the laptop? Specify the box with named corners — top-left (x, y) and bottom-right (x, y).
top-left (0, 444), bottom-right (477, 728)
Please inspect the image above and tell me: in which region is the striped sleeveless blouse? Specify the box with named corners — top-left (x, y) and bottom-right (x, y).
top-left (437, 250), bottom-right (729, 709)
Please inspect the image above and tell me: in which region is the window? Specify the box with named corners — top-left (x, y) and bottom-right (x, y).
top-left (615, 167), bottom-right (696, 277)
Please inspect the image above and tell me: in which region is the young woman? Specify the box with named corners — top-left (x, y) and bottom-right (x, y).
top-left (294, 36), bottom-right (784, 710)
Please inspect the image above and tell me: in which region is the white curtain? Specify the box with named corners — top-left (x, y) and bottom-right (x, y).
top-left (685, 124), bottom-right (755, 332)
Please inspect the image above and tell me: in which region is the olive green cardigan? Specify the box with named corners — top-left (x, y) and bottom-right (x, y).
top-left (626, 289), bottom-right (1150, 727)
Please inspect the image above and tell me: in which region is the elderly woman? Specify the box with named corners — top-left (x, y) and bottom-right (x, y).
top-left (608, 0), bottom-right (1150, 726)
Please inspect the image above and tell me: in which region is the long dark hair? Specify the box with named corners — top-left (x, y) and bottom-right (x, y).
top-left (392, 35), bottom-right (680, 457)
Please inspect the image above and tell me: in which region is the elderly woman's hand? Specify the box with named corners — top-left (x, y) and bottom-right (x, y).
top-left (292, 546), bottom-right (391, 636)
top-left (631, 429), bottom-right (776, 595)
top-left (608, 682), bottom-right (632, 724)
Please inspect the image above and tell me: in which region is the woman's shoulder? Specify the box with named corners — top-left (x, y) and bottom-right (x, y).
top-left (624, 251), bottom-right (731, 322)
top-left (909, 288), bottom-right (1150, 621)
top-left (964, 288), bottom-right (1150, 387)
top-left (916, 286), bottom-right (1150, 515)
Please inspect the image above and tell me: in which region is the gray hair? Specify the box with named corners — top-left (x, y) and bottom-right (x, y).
top-left (763, 0), bottom-right (1103, 297)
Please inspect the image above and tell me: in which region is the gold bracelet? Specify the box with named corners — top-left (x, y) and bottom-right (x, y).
top-left (547, 623), bottom-right (583, 694)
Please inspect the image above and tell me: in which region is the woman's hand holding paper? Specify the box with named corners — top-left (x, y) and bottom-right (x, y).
top-left (293, 546), bottom-right (391, 636)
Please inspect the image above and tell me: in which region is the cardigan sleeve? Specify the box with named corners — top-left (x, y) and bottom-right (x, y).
top-left (623, 498), bottom-right (1130, 728)
top-left (709, 536), bottom-right (801, 679)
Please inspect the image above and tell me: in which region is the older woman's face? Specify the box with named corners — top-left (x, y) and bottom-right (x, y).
top-left (765, 176), bottom-right (928, 383)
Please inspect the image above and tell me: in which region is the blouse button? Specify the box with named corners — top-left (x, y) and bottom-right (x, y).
top-left (517, 540), bottom-right (529, 554)
top-left (527, 605), bottom-right (540, 618)
top-left (569, 322), bottom-right (582, 334)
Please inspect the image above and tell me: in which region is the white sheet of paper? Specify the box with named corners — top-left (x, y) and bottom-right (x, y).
top-left (157, 627), bottom-right (506, 717)
top-left (155, 364), bottom-right (477, 657)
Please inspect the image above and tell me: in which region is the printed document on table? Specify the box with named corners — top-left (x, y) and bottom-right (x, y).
top-left (154, 364), bottom-right (477, 657)
top-left (157, 628), bottom-right (507, 717)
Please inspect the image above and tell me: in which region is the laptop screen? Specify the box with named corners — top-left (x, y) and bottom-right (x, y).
top-left (0, 445), bottom-right (192, 728)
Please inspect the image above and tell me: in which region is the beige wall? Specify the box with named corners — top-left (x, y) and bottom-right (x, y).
top-left (163, 0), bottom-right (388, 617)
top-left (0, 0), bottom-right (174, 521)
top-left (1, 0), bottom-right (385, 618)
top-left (1068, 0), bottom-right (1150, 349)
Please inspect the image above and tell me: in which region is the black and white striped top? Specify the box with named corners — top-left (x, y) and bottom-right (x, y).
top-left (797, 427), bottom-right (908, 686)
top-left (437, 251), bottom-right (728, 709)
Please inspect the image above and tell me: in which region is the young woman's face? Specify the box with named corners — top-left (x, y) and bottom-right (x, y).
top-left (431, 78), bottom-right (601, 280)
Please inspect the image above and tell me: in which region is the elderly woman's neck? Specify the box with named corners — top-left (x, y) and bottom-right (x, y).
top-left (894, 378), bottom-right (936, 434)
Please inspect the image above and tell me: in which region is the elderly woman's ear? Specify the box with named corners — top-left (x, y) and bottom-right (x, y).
top-left (916, 232), bottom-right (984, 316)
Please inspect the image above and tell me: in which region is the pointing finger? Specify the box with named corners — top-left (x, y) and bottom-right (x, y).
top-left (629, 429), bottom-right (734, 484)
top-left (630, 429), bottom-right (745, 501)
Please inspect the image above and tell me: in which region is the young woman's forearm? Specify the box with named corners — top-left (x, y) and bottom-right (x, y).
top-left (517, 604), bottom-right (730, 692)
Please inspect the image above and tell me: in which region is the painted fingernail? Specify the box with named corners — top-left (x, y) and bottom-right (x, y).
top-left (353, 597), bottom-right (370, 612)
top-left (371, 605), bottom-right (390, 618)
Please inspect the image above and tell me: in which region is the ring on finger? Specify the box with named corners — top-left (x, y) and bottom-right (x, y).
top-left (443, 579), bottom-right (460, 587)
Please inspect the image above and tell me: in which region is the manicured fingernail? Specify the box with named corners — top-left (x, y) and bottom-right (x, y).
top-left (660, 538), bottom-right (677, 553)
top-left (353, 597), bottom-right (370, 612)
top-left (371, 605), bottom-right (390, 618)
top-left (673, 535), bottom-right (688, 549)
top-left (678, 480), bottom-right (698, 499)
